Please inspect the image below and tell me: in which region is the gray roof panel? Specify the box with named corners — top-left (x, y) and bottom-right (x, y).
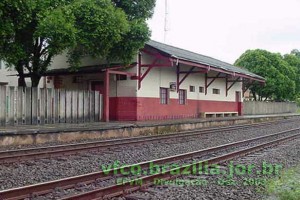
top-left (146, 40), bottom-right (264, 80)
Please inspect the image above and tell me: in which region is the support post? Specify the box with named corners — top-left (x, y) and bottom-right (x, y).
top-left (103, 70), bottom-right (110, 122)
top-left (242, 80), bottom-right (254, 96)
top-left (138, 49), bottom-right (173, 90)
top-left (205, 73), bottom-right (208, 95)
top-left (205, 72), bottom-right (221, 95)
top-left (179, 66), bottom-right (195, 86)
top-left (138, 52), bottom-right (142, 89)
top-left (176, 65), bottom-right (205, 92)
top-left (176, 63), bottom-right (180, 92)
top-left (226, 77), bottom-right (228, 97)
top-left (226, 77), bottom-right (240, 97)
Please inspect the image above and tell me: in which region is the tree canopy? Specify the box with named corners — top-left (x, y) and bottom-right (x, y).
top-left (0, 0), bottom-right (156, 87)
top-left (235, 49), bottom-right (299, 101)
top-left (291, 49), bottom-right (300, 58)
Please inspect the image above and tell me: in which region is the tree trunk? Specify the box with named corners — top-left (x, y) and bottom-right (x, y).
top-left (31, 74), bottom-right (41, 87)
top-left (252, 91), bottom-right (257, 101)
top-left (258, 91), bottom-right (262, 101)
top-left (15, 62), bottom-right (27, 87)
top-left (18, 76), bottom-right (26, 87)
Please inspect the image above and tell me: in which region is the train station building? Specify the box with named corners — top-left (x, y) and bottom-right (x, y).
top-left (44, 40), bottom-right (265, 121)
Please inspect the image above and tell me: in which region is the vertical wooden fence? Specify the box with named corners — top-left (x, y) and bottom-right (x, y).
top-left (0, 86), bottom-right (102, 126)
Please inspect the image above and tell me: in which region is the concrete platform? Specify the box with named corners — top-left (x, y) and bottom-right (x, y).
top-left (0, 113), bottom-right (299, 146)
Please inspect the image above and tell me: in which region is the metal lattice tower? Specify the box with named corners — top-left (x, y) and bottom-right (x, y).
top-left (164, 0), bottom-right (169, 43)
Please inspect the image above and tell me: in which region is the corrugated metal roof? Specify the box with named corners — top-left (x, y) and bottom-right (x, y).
top-left (146, 40), bottom-right (264, 80)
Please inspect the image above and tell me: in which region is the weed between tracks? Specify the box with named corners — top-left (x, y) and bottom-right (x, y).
top-left (265, 165), bottom-right (300, 200)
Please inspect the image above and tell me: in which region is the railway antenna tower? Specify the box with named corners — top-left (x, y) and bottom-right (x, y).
top-left (164, 0), bottom-right (169, 43)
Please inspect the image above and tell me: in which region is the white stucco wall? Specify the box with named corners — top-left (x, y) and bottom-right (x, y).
top-left (0, 61), bottom-right (19, 86)
top-left (47, 52), bottom-right (139, 96)
top-left (138, 66), bottom-right (242, 102)
top-left (137, 52), bottom-right (242, 102)
top-left (45, 66), bottom-right (138, 98)
top-left (50, 52), bottom-right (107, 69)
top-left (46, 49), bottom-right (243, 103)
top-left (109, 67), bottom-right (138, 97)
top-left (45, 73), bottom-right (105, 90)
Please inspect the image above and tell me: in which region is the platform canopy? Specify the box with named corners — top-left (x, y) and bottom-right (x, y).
top-left (145, 40), bottom-right (265, 83)
top-left (42, 63), bottom-right (136, 76)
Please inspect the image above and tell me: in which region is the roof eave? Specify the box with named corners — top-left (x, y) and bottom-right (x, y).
top-left (171, 57), bottom-right (265, 83)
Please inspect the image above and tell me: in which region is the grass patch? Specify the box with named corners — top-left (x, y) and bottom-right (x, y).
top-left (265, 166), bottom-right (300, 200)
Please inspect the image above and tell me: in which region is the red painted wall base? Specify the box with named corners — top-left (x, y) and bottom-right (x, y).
top-left (110, 97), bottom-right (137, 121)
top-left (109, 97), bottom-right (240, 121)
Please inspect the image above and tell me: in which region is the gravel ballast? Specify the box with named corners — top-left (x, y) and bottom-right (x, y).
top-left (127, 137), bottom-right (300, 200)
top-left (0, 118), bottom-right (299, 191)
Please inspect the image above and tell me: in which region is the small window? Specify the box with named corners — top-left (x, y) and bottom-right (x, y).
top-left (116, 74), bottom-right (127, 81)
top-left (199, 86), bottom-right (204, 93)
top-left (212, 88), bottom-right (220, 94)
top-left (179, 89), bottom-right (186, 105)
top-left (160, 87), bottom-right (169, 104)
top-left (189, 86), bottom-right (195, 92)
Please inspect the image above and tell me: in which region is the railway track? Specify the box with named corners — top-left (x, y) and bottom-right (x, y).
top-left (1, 126), bottom-right (299, 200)
top-left (0, 118), bottom-right (297, 164)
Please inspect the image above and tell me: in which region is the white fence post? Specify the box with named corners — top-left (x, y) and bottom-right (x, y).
top-left (0, 86), bottom-right (6, 126)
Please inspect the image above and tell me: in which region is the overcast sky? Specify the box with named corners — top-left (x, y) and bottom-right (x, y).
top-left (147, 0), bottom-right (300, 64)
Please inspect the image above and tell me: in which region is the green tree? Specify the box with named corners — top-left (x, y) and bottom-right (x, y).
top-left (0, 0), bottom-right (155, 87)
top-left (235, 49), bottom-right (296, 101)
top-left (283, 53), bottom-right (300, 95)
top-left (291, 49), bottom-right (300, 58)
top-left (284, 50), bottom-right (300, 106)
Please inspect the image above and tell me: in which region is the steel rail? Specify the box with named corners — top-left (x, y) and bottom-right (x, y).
top-left (0, 118), bottom-right (296, 164)
top-left (0, 126), bottom-right (299, 200)
top-left (61, 130), bottom-right (300, 200)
